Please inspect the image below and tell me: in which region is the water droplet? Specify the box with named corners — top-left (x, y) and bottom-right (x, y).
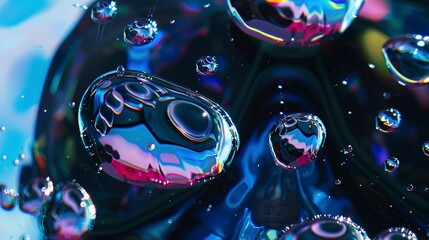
top-left (19, 177), bottom-right (54, 214)
top-left (341, 145), bottom-right (353, 155)
top-left (43, 109), bottom-right (47, 113)
top-left (39, 182), bottom-right (96, 239)
top-left (69, 101), bottom-right (76, 108)
top-left (268, 113), bottom-right (326, 170)
top-left (374, 227), bottom-right (417, 240)
top-left (406, 184), bottom-right (414, 192)
top-left (384, 157), bottom-right (400, 173)
top-left (1, 185), bottom-right (19, 210)
top-left (382, 34), bottom-right (429, 86)
top-left (342, 80), bottom-right (348, 85)
top-left (383, 92), bottom-right (391, 99)
top-left (124, 18), bottom-right (158, 46)
top-left (116, 65), bottom-right (125, 74)
top-left (20, 234), bottom-right (30, 240)
top-left (196, 56), bottom-right (218, 76)
top-left (203, 3), bottom-right (211, 8)
top-left (1, 126), bottom-right (6, 131)
top-left (335, 179), bottom-right (342, 185)
top-left (422, 141), bottom-right (429, 156)
top-left (91, 1), bottom-right (117, 24)
top-left (280, 215), bottom-right (369, 239)
top-left (168, 219), bottom-right (172, 224)
top-left (277, 85), bottom-right (283, 89)
top-left (13, 159), bottom-right (20, 165)
top-left (375, 108), bottom-right (401, 133)
top-left (424, 187), bottom-right (429, 192)
top-left (78, 68), bottom-right (239, 188)
top-left (1, 155), bottom-right (6, 160)
top-left (73, 3), bottom-right (88, 10)
top-left (368, 63), bottom-right (375, 68)
top-left (226, 0), bottom-right (364, 47)
top-left (169, 19), bottom-right (175, 24)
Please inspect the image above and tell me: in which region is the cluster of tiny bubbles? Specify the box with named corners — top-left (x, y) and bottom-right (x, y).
top-left (90, 1), bottom-right (117, 24)
top-left (226, 0), bottom-right (365, 47)
top-left (19, 177), bottom-right (54, 214)
top-left (268, 113), bottom-right (326, 170)
top-left (196, 56), bottom-right (219, 76)
top-left (384, 157), bottom-right (400, 173)
top-left (375, 108), bottom-right (402, 133)
top-left (340, 145), bottom-right (353, 155)
top-left (123, 18), bottom-right (158, 46)
top-left (374, 227), bottom-right (417, 240)
top-left (77, 67), bottom-right (240, 188)
top-left (422, 141), bottom-right (429, 156)
top-left (382, 34), bottom-right (429, 86)
top-left (0, 184), bottom-right (19, 210)
top-left (406, 184), bottom-right (414, 192)
top-left (39, 182), bottom-right (96, 240)
top-left (280, 215), bottom-right (369, 239)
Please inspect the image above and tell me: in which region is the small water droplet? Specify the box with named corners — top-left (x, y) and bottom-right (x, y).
top-left (384, 157), bottom-right (400, 173)
top-left (422, 141), bottom-right (429, 156)
top-left (382, 34), bottom-right (429, 86)
top-left (368, 63), bottom-right (375, 68)
top-left (169, 19), bottom-right (175, 24)
top-left (406, 184), bottom-right (414, 192)
top-left (341, 145), bottom-right (353, 155)
top-left (278, 85), bottom-right (283, 89)
top-left (196, 56), bottom-right (218, 76)
top-left (1, 155), bottom-right (6, 160)
top-left (13, 159), bottom-right (20, 165)
top-left (268, 113), bottom-right (326, 170)
top-left (73, 3), bottom-right (88, 10)
top-left (124, 18), bottom-right (158, 46)
top-left (69, 101), bottom-right (76, 108)
top-left (1, 185), bottom-right (19, 210)
top-left (91, 1), bottom-right (117, 24)
top-left (116, 65), bottom-right (125, 74)
top-left (342, 80), bottom-right (348, 85)
top-left (146, 143), bottom-right (155, 151)
top-left (1, 126), bottom-right (6, 131)
top-left (383, 92), bottom-right (391, 99)
top-left (424, 187), bottom-right (429, 192)
top-left (168, 219), bottom-right (172, 224)
top-left (335, 179), bottom-right (342, 185)
top-left (43, 109), bottom-right (47, 113)
top-left (375, 108), bottom-right (401, 133)
top-left (203, 3), bottom-right (211, 8)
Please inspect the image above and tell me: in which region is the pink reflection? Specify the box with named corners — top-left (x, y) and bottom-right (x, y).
top-left (359, 0), bottom-right (391, 22)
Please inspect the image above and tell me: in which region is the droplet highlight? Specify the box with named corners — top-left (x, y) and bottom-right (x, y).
top-left (268, 113), bottom-right (326, 170)
top-left (384, 157), bottom-right (400, 173)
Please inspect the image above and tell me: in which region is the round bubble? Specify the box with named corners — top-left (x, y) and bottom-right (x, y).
top-left (78, 67), bottom-right (239, 188)
top-left (280, 215), bottom-right (369, 239)
top-left (422, 141), bottom-right (429, 156)
top-left (196, 56), bottom-right (218, 76)
top-left (19, 177), bottom-right (54, 214)
top-left (268, 113), bottom-right (326, 170)
top-left (373, 227), bottom-right (417, 240)
top-left (123, 18), bottom-right (158, 46)
top-left (39, 182), bottom-right (96, 240)
top-left (382, 34), bottom-right (429, 86)
top-left (91, 1), bottom-right (118, 24)
top-left (375, 108), bottom-right (401, 133)
top-left (384, 157), bottom-right (400, 173)
top-left (226, 0), bottom-right (365, 47)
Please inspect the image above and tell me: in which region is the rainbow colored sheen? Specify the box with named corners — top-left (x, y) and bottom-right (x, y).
top-left (374, 227), bottom-right (417, 240)
top-left (268, 113), bottom-right (326, 170)
top-left (19, 177), bottom-right (54, 214)
top-left (382, 34), bottom-right (429, 86)
top-left (375, 108), bottom-right (401, 133)
top-left (78, 67), bottom-right (239, 188)
top-left (280, 215), bottom-right (369, 239)
top-left (39, 182), bottom-right (96, 240)
top-left (226, 0), bottom-right (364, 47)
top-left (91, 1), bottom-right (117, 24)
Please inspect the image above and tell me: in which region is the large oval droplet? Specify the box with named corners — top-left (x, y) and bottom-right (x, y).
top-left (268, 113), bottom-right (326, 170)
top-left (78, 68), bottom-right (240, 188)
top-left (39, 182), bottom-right (96, 240)
top-left (226, 0), bottom-right (365, 47)
top-left (374, 227), bottom-right (417, 240)
top-left (280, 215), bottom-right (369, 239)
top-left (382, 34), bottom-right (429, 86)
top-left (91, 1), bottom-right (118, 24)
